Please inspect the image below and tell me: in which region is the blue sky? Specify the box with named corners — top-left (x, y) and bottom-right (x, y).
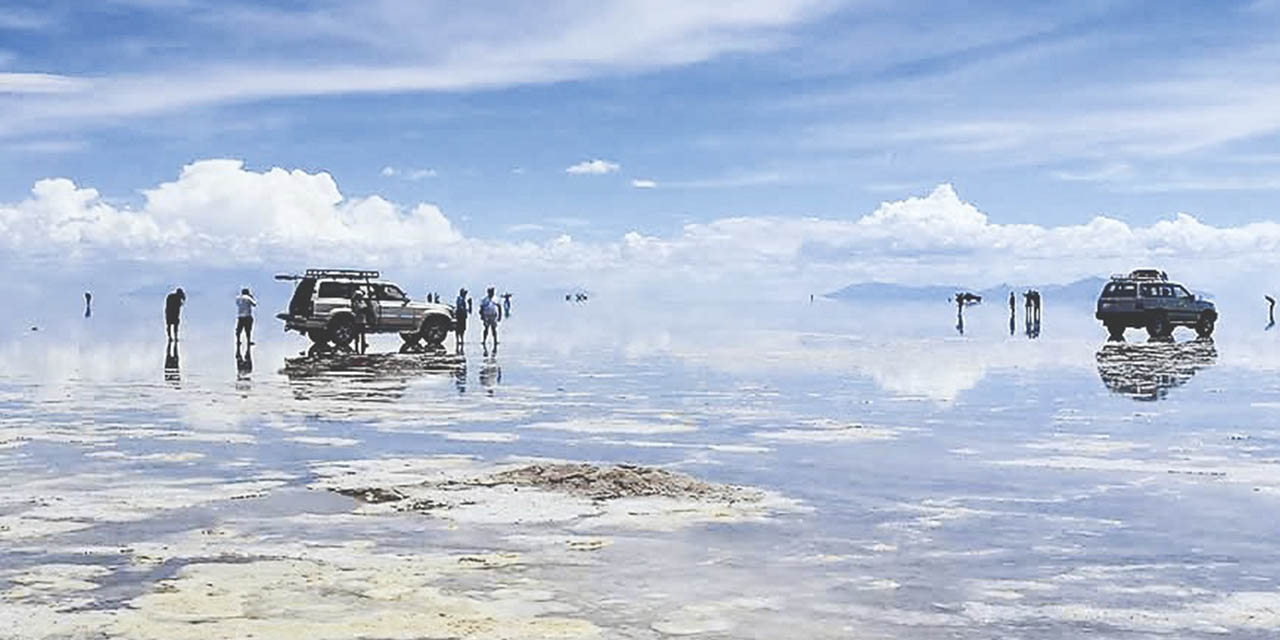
top-left (3, 1), bottom-right (1280, 295)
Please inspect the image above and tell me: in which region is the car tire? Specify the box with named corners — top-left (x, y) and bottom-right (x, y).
top-left (1105, 323), bottom-right (1125, 340)
top-left (420, 317), bottom-right (450, 347)
top-left (328, 315), bottom-right (356, 348)
top-left (1145, 313), bottom-right (1170, 339)
top-left (1195, 314), bottom-right (1215, 338)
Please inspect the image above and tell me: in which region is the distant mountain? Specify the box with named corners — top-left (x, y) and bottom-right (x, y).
top-left (826, 277), bottom-right (1110, 307)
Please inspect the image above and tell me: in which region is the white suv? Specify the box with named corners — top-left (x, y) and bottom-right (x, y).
top-left (275, 269), bottom-right (454, 351)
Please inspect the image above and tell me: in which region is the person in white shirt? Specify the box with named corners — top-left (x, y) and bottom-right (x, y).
top-left (479, 287), bottom-right (501, 349)
top-left (235, 288), bottom-right (257, 347)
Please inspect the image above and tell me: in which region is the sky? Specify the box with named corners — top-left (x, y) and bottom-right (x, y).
top-left (3, 0), bottom-right (1280, 298)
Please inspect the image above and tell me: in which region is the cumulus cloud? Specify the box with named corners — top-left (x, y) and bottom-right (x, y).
top-left (565, 159), bottom-right (620, 175)
top-left (0, 159), bottom-right (461, 265)
top-left (631, 179), bottom-right (658, 189)
top-left (3, 163), bottom-right (1279, 296)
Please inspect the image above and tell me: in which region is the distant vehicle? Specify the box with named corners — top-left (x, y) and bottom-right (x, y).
top-left (275, 269), bottom-right (454, 351)
top-left (1095, 269), bottom-right (1217, 340)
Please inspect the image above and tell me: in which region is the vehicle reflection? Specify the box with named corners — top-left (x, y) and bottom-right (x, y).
top-left (282, 349), bottom-right (465, 402)
top-left (1095, 338), bottom-right (1217, 401)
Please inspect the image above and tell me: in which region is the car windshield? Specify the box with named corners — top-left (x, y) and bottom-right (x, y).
top-left (1172, 285), bottom-right (1192, 298)
top-left (1103, 282), bottom-right (1137, 298)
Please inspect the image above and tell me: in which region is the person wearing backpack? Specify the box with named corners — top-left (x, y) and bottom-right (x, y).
top-left (479, 287), bottom-right (501, 349)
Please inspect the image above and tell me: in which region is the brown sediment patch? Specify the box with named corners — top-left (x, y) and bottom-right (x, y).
top-left (475, 463), bottom-right (760, 502)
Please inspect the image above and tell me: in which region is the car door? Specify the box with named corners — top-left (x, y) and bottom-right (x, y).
top-left (1169, 285), bottom-right (1193, 322)
top-left (374, 284), bottom-right (413, 331)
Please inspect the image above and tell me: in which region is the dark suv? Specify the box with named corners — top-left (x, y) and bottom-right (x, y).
top-left (1095, 269), bottom-right (1217, 340)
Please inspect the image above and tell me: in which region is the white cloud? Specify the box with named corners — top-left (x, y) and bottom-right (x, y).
top-left (565, 159), bottom-right (620, 175)
top-left (0, 159), bottom-right (461, 265)
top-left (0, 72), bottom-right (87, 95)
top-left (0, 1), bottom-right (832, 137)
top-left (381, 165), bottom-right (437, 180)
top-left (4, 163), bottom-right (1280, 296)
top-left (631, 179), bottom-right (657, 189)
top-left (1051, 163), bottom-right (1133, 183)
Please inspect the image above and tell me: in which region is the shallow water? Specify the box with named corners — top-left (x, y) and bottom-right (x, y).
top-left (2, 296), bottom-right (1280, 638)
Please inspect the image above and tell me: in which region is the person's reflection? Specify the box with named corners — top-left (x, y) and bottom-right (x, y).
top-left (480, 344), bottom-right (502, 395)
top-left (1267, 295), bottom-right (1275, 330)
top-left (236, 343), bottom-right (254, 379)
top-left (453, 363), bottom-right (468, 394)
top-left (955, 298), bottom-right (965, 335)
top-left (164, 340), bottom-right (181, 386)
top-left (1025, 317), bottom-right (1041, 339)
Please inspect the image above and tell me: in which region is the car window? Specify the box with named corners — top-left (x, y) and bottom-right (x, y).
top-left (1172, 285), bottom-right (1191, 298)
top-left (1103, 282), bottom-right (1137, 298)
top-left (1138, 283), bottom-right (1162, 297)
top-left (317, 281), bottom-right (355, 299)
top-left (376, 284), bottom-right (408, 301)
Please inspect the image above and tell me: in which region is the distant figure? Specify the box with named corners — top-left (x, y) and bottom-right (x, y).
top-left (235, 288), bottom-right (257, 347)
top-left (1008, 291), bottom-right (1015, 314)
top-left (165, 288), bottom-right (185, 341)
top-left (502, 293), bottom-right (512, 319)
top-left (351, 288), bottom-right (373, 353)
top-left (810, 294), bottom-right (815, 304)
top-left (1267, 295), bottom-right (1276, 330)
top-left (454, 288), bottom-right (470, 351)
top-left (955, 296), bottom-right (965, 335)
top-left (1031, 290), bottom-right (1042, 322)
top-left (84, 291), bottom-right (92, 318)
top-left (480, 286), bottom-right (501, 348)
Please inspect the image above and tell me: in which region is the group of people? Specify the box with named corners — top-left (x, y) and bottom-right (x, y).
top-left (161, 284), bottom-right (512, 353)
top-left (1006, 290), bottom-right (1042, 337)
top-left (454, 286), bottom-right (508, 351)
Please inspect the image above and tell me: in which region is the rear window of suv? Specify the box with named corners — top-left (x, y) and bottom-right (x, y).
top-left (1102, 282), bottom-right (1137, 298)
top-left (317, 281), bottom-right (357, 299)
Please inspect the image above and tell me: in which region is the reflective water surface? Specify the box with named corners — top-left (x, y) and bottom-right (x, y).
top-left (2, 298), bottom-right (1279, 638)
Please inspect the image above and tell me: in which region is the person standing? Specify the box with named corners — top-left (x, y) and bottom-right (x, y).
top-left (84, 291), bottom-right (92, 318)
top-left (502, 293), bottom-right (512, 319)
top-left (480, 286), bottom-right (501, 349)
top-left (165, 287), bottom-right (185, 341)
top-left (351, 288), bottom-right (373, 353)
top-left (454, 288), bottom-right (470, 351)
top-left (235, 288), bottom-right (257, 347)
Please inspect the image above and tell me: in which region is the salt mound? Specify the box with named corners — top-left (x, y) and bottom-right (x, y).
top-left (480, 463), bottom-right (759, 502)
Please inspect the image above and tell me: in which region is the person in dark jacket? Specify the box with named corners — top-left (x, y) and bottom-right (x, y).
top-left (165, 288), bottom-right (185, 341)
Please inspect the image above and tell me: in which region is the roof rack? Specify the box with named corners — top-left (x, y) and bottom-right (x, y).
top-left (304, 268), bottom-right (380, 280)
top-left (1128, 269), bottom-right (1167, 281)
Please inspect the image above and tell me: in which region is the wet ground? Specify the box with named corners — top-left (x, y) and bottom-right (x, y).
top-left (2, 297), bottom-right (1279, 638)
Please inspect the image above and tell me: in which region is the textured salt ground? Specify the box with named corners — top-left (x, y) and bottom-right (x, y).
top-left (311, 457), bottom-right (803, 531)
